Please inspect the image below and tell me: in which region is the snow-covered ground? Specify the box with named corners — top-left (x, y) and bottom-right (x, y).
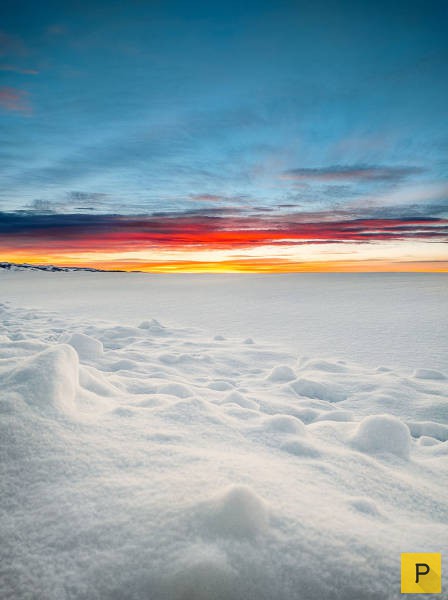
top-left (0, 272), bottom-right (447, 599)
top-left (1, 271), bottom-right (448, 370)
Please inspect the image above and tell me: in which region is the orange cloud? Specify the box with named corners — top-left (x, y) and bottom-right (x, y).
top-left (1, 211), bottom-right (446, 272)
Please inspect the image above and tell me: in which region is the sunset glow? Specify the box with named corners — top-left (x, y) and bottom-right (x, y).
top-left (0, 1), bottom-right (447, 271)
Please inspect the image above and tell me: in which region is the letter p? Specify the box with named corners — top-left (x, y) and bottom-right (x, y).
top-left (401, 553), bottom-right (442, 593)
top-left (415, 563), bottom-right (430, 584)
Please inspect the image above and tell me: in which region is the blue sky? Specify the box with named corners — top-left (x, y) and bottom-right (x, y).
top-left (0, 0), bottom-right (447, 270)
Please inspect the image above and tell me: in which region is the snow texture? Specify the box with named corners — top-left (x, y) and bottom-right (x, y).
top-left (0, 275), bottom-right (447, 599)
top-left (1, 271), bottom-right (447, 371)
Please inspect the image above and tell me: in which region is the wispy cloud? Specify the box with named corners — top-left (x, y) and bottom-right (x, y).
top-left (23, 192), bottom-right (111, 215)
top-left (26, 199), bottom-right (56, 214)
top-left (282, 165), bottom-right (425, 182)
top-left (189, 194), bottom-right (229, 202)
top-left (354, 181), bottom-right (448, 210)
top-left (0, 64), bottom-right (38, 75)
top-left (189, 193), bottom-right (250, 204)
top-left (67, 191), bottom-right (109, 204)
top-left (46, 24), bottom-right (67, 36)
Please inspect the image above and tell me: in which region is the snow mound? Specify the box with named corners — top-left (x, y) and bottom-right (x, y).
top-left (349, 497), bottom-right (381, 517)
top-left (67, 332), bottom-right (103, 360)
top-left (208, 380), bottom-right (234, 391)
top-left (300, 358), bottom-right (347, 373)
top-left (201, 485), bottom-right (269, 539)
top-left (223, 390), bottom-right (259, 409)
top-left (413, 368), bottom-right (446, 380)
top-left (156, 382), bottom-right (193, 398)
top-left (138, 318), bottom-right (166, 334)
top-left (5, 344), bottom-right (78, 415)
top-left (351, 414), bottom-right (411, 459)
top-left (290, 377), bottom-right (343, 402)
top-left (263, 414), bottom-right (306, 435)
top-left (266, 365), bottom-right (296, 382)
top-left (280, 438), bottom-right (320, 457)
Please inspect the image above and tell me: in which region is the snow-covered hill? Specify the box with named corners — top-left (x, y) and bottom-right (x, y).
top-left (0, 261), bottom-right (125, 273)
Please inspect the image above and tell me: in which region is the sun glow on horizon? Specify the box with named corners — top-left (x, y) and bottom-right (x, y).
top-left (3, 253), bottom-right (447, 274)
top-left (1, 236), bottom-right (447, 273)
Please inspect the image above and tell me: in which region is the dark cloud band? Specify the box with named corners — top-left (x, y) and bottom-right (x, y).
top-left (0, 210), bottom-right (446, 254)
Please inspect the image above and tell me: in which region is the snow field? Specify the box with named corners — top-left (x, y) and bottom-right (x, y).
top-left (0, 301), bottom-right (447, 600)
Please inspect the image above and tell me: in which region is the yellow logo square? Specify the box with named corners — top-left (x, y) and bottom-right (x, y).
top-left (401, 553), bottom-right (442, 594)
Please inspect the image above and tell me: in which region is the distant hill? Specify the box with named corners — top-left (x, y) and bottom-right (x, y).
top-left (0, 262), bottom-right (127, 273)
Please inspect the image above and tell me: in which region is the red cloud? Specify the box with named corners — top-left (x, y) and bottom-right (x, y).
top-left (0, 213), bottom-right (446, 254)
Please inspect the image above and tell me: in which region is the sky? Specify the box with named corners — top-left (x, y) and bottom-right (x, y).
top-left (0, 0), bottom-right (447, 272)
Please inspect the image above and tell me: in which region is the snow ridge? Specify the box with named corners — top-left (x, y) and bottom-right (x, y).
top-left (0, 261), bottom-right (127, 273)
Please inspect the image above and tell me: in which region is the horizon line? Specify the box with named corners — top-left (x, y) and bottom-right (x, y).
top-left (1, 259), bottom-right (447, 274)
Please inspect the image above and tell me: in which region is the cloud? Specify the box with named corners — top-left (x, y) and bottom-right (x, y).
top-left (27, 199), bottom-right (56, 214)
top-left (151, 207), bottom-right (244, 217)
top-left (282, 165), bottom-right (425, 182)
top-left (22, 193), bottom-right (111, 215)
top-left (323, 185), bottom-right (358, 198)
top-left (46, 24), bottom-right (67, 36)
top-left (68, 191), bottom-right (109, 203)
top-left (189, 193), bottom-right (250, 204)
top-left (356, 181), bottom-right (448, 209)
top-left (0, 102), bottom-right (267, 196)
top-left (190, 194), bottom-right (227, 202)
top-left (0, 210), bottom-right (446, 255)
top-left (0, 87), bottom-right (31, 113)
top-left (0, 64), bottom-right (38, 75)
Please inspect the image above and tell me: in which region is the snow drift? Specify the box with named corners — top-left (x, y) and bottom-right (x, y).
top-left (0, 299), bottom-right (447, 600)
